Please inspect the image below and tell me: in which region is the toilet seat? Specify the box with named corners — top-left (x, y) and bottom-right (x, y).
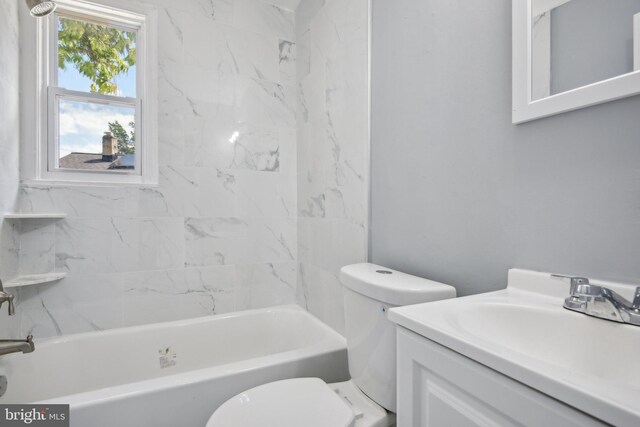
top-left (207, 378), bottom-right (356, 427)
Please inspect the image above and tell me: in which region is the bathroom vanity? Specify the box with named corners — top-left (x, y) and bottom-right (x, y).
top-left (389, 269), bottom-right (640, 427)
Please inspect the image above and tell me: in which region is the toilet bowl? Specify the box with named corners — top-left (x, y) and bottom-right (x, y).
top-left (206, 263), bottom-right (457, 427)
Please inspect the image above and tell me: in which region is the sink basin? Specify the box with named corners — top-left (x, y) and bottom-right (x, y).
top-left (388, 269), bottom-right (640, 427)
top-left (453, 302), bottom-right (640, 386)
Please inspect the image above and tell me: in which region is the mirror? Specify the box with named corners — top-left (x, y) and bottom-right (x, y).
top-left (513, 0), bottom-right (640, 123)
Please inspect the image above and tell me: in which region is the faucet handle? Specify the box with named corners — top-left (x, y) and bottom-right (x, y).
top-left (0, 292), bottom-right (15, 316)
top-left (7, 294), bottom-right (14, 316)
top-left (551, 274), bottom-right (590, 294)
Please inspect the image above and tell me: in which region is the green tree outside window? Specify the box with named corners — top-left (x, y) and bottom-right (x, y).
top-left (58, 18), bottom-right (137, 155)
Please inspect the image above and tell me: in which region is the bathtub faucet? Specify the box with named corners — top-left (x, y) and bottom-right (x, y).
top-left (0, 279), bottom-right (15, 316)
top-left (0, 279), bottom-right (34, 357)
top-left (0, 336), bottom-right (35, 356)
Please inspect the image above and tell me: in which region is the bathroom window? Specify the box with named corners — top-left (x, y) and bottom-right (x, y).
top-left (22, 0), bottom-right (158, 185)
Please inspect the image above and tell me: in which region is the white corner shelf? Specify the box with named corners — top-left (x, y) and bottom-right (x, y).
top-left (3, 213), bottom-right (67, 220)
top-left (4, 273), bottom-right (67, 288)
top-left (2, 214), bottom-right (67, 289)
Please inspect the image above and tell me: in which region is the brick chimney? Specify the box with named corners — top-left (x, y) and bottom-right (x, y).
top-left (102, 132), bottom-right (118, 162)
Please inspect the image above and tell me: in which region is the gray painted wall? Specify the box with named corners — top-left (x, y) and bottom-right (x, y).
top-left (371, 0), bottom-right (640, 296)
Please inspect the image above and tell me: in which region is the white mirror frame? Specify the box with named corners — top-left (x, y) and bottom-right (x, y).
top-left (513, 0), bottom-right (640, 124)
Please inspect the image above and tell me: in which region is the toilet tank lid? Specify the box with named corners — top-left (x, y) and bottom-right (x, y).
top-left (340, 263), bottom-right (456, 306)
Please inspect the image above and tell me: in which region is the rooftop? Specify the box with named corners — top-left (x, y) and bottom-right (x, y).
top-left (58, 153), bottom-right (135, 170)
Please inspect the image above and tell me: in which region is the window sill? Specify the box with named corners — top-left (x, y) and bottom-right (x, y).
top-left (20, 179), bottom-right (159, 189)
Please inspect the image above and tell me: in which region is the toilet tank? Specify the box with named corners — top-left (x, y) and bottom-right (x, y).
top-left (340, 263), bottom-right (456, 412)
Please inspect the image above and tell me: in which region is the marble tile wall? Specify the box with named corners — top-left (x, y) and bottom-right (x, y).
top-left (0, 0), bottom-right (369, 338)
top-left (295, 0), bottom-right (369, 334)
top-left (0, 0), bottom-right (21, 291)
top-left (0, 0), bottom-right (299, 337)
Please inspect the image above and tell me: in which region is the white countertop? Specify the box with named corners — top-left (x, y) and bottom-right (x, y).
top-left (388, 269), bottom-right (640, 427)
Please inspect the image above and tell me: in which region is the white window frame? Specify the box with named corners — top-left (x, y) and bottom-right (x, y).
top-left (20, 0), bottom-right (158, 185)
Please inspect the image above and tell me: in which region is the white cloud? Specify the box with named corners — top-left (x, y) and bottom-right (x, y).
top-left (58, 100), bottom-right (135, 156)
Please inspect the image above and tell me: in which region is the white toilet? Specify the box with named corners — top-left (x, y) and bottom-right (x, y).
top-left (206, 263), bottom-right (457, 427)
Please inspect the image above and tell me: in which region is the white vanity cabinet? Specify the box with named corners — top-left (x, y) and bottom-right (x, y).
top-left (396, 328), bottom-right (607, 427)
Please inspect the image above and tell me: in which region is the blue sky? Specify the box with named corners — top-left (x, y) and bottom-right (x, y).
top-left (58, 25), bottom-right (137, 159)
top-left (58, 64), bottom-right (137, 98)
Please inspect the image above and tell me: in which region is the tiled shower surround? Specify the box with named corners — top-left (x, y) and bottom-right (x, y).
top-left (0, 0), bottom-right (368, 337)
top-left (296, 0), bottom-right (369, 334)
top-left (0, 0), bottom-right (21, 328)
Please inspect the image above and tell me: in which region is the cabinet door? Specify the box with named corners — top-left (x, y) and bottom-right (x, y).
top-left (396, 328), bottom-right (607, 427)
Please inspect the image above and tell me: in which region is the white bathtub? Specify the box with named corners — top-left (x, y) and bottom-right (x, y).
top-left (0, 305), bottom-right (348, 427)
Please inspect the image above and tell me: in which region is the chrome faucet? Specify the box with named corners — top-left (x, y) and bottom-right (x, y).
top-left (0, 279), bottom-right (35, 356)
top-left (0, 279), bottom-right (15, 316)
top-left (0, 336), bottom-right (34, 356)
top-left (552, 274), bottom-right (640, 326)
